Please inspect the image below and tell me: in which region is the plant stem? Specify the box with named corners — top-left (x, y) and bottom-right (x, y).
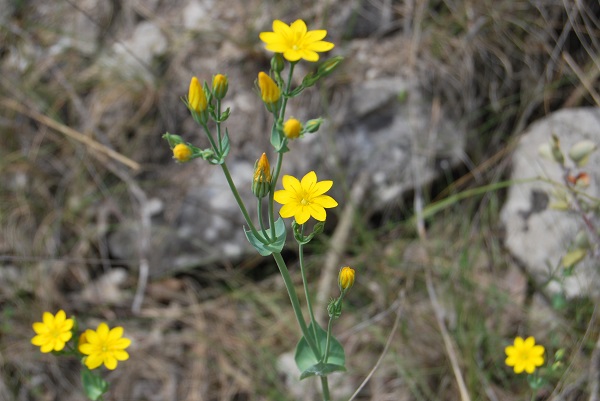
top-left (219, 162), bottom-right (268, 244)
top-left (272, 252), bottom-right (320, 358)
top-left (298, 225), bottom-right (320, 351)
top-left (320, 376), bottom-right (331, 401)
top-left (323, 312), bottom-right (335, 363)
top-left (268, 151), bottom-right (284, 239)
top-left (257, 199), bottom-right (270, 241)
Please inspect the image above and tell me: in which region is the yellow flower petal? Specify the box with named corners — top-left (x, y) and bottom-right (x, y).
top-left (104, 355), bottom-right (118, 370)
top-left (274, 189), bottom-right (294, 204)
top-left (272, 20), bottom-right (291, 35)
top-left (112, 338), bottom-right (132, 349)
top-left (33, 322), bottom-right (49, 335)
top-left (303, 30), bottom-right (328, 42)
top-left (290, 19), bottom-right (307, 35)
top-left (307, 204), bottom-right (327, 221)
top-left (307, 41), bottom-right (335, 52)
top-left (280, 203), bottom-right (299, 218)
top-left (312, 180), bottom-right (333, 196)
top-left (312, 195), bottom-right (338, 209)
top-left (282, 175), bottom-right (301, 193)
top-left (108, 326), bottom-right (124, 341)
top-left (300, 171), bottom-right (317, 189)
top-left (295, 208), bottom-right (311, 224)
top-left (85, 354), bottom-right (104, 370)
top-left (113, 350), bottom-right (130, 361)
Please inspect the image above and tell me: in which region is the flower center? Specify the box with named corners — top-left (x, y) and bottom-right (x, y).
top-left (518, 350), bottom-right (530, 361)
top-left (300, 198), bottom-right (310, 206)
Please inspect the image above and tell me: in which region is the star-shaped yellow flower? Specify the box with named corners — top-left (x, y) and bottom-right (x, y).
top-left (505, 336), bottom-right (545, 374)
top-left (31, 310), bottom-right (74, 353)
top-left (259, 20), bottom-right (334, 62)
top-left (274, 171), bottom-right (338, 224)
top-left (79, 323), bottom-right (131, 370)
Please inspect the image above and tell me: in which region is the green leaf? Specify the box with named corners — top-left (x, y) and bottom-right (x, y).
top-left (244, 218), bottom-right (286, 256)
top-left (81, 367), bottom-right (109, 401)
top-left (299, 362), bottom-right (346, 380)
top-left (294, 322), bottom-right (345, 380)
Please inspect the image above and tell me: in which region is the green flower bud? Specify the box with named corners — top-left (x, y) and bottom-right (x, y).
top-left (317, 56), bottom-right (343, 78)
top-left (327, 298), bottom-right (342, 319)
top-left (271, 54), bottom-right (285, 74)
top-left (304, 118), bottom-right (323, 134)
top-left (551, 135), bottom-right (565, 165)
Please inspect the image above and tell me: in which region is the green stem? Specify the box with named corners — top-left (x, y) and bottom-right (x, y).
top-left (257, 198), bottom-right (270, 241)
top-left (323, 313), bottom-right (335, 363)
top-left (268, 151), bottom-right (284, 239)
top-left (320, 376), bottom-right (331, 401)
top-left (298, 225), bottom-right (320, 352)
top-left (200, 121), bottom-right (220, 156)
top-left (279, 62), bottom-right (296, 120)
top-left (219, 162), bottom-right (268, 245)
top-left (272, 252), bottom-right (320, 358)
top-left (215, 99), bottom-right (222, 149)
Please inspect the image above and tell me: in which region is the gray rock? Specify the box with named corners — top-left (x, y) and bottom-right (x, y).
top-left (501, 107), bottom-right (600, 298)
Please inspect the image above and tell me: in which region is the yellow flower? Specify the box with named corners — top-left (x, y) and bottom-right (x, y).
top-left (283, 118), bottom-right (302, 139)
top-left (31, 310), bottom-right (74, 353)
top-left (338, 266), bottom-right (355, 291)
top-left (79, 323), bottom-right (131, 370)
top-left (274, 171), bottom-right (338, 224)
top-left (173, 143), bottom-right (192, 162)
top-left (257, 72), bottom-right (280, 106)
top-left (505, 336), bottom-right (545, 374)
top-left (259, 19), bottom-right (334, 62)
top-left (212, 74), bottom-right (228, 100)
top-left (188, 76), bottom-right (207, 113)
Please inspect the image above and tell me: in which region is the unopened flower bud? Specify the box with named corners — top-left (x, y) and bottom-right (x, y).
top-left (173, 143), bottom-right (193, 163)
top-left (271, 54), bottom-right (285, 74)
top-left (252, 153), bottom-right (271, 198)
top-left (317, 56), bottom-right (343, 78)
top-left (258, 72), bottom-right (280, 112)
top-left (569, 140), bottom-right (597, 167)
top-left (304, 118), bottom-right (323, 133)
top-left (327, 298), bottom-right (342, 319)
top-left (551, 135), bottom-right (565, 165)
top-left (283, 118), bottom-right (302, 139)
top-left (338, 266), bottom-right (355, 291)
top-left (188, 76), bottom-right (208, 113)
top-left (212, 74), bottom-right (228, 100)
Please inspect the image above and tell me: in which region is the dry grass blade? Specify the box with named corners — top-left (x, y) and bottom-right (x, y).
top-left (347, 292), bottom-right (403, 401)
top-left (426, 270), bottom-right (472, 401)
top-left (0, 97), bottom-right (140, 171)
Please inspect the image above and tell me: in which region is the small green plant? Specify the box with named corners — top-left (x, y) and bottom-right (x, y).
top-left (538, 135), bottom-right (599, 270)
top-left (163, 19), bottom-right (350, 400)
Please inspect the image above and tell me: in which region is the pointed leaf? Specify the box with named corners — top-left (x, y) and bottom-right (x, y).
top-left (244, 218), bottom-right (286, 256)
top-left (295, 322), bottom-right (345, 379)
top-left (81, 367), bottom-right (109, 401)
top-left (299, 362), bottom-right (346, 380)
